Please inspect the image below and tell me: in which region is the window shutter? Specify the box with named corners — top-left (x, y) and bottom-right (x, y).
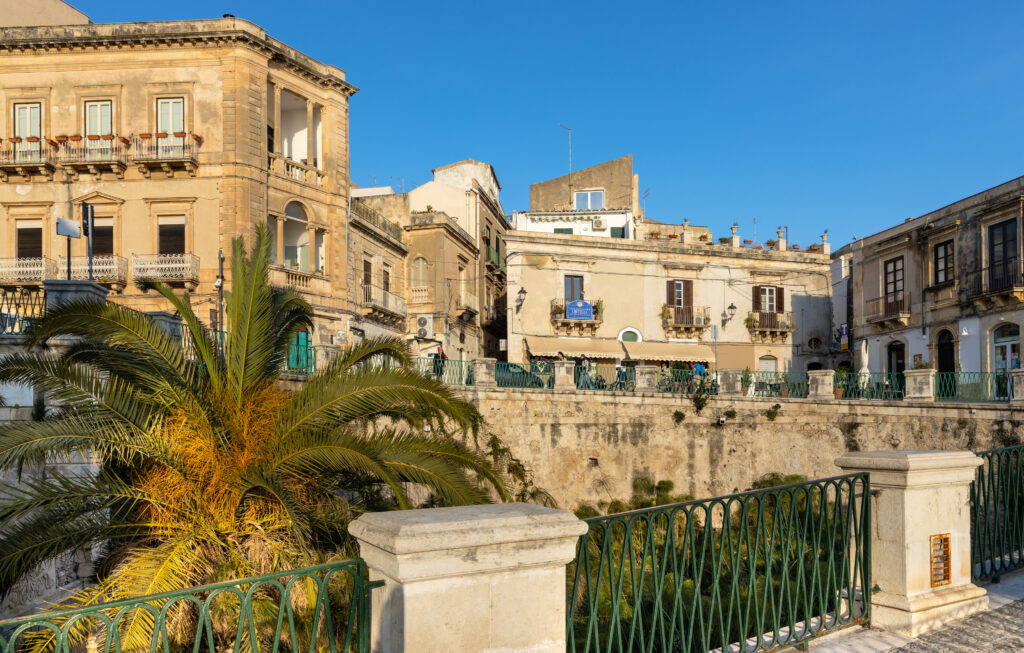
top-left (776, 287), bottom-right (785, 312)
top-left (752, 285), bottom-right (761, 312)
top-left (666, 280), bottom-right (675, 306)
top-left (683, 280), bottom-right (693, 307)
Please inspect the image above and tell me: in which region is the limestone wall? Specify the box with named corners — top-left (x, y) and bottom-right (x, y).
top-left (463, 388), bottom-right (1024, 510)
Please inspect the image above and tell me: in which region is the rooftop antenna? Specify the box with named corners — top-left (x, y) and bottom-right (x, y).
top-left (642, 188), bottom-right (650, 216)
top-left (753, 217), bottom-right (757, 244)
top-left (368, 175), bottom-right (377, 186)
top-left (390, 176), bottom-right (405, 192)
top-left (559, 123), bottom-right (572, 203)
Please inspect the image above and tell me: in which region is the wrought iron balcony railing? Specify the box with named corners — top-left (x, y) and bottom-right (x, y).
top-left (745, 310), bottom-right (795, 331)
top-left (0, 257), bottom-right (58, 283)
top-left (131, 133), bottom-right (200, 176)
top-left (58, 137), bottom-right (130, 178)
top-left (865, 292), bottom-right (910, 322)
top-left (131, 253), bottom-right (200, 285)
top-left (56, 255), bottom-right (129, 286)
top-left (965, 260), bottom-right (1024, 297)
top-left (550, 298), bottom-right (603, 321)
top-left (362, 283), bottom-right (406, 316)
top-left (663, 305), bottom-right (711, 327)
top-left (0, 138), bottom-right (58, 180)
top-left (0, 285), bottom-right (45, 335)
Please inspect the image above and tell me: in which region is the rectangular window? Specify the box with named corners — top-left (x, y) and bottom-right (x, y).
top-left (363, 259), bottom-right (372, 286)
top-left (84, 100), bottom-right (112, 136)
top-left (884, 256), bottom-right (904, 313)
top-left (760, 286), bottom-right (777, 313)
top-left (989, 219), bottom-right (1018, 292)
top-left (554, 227), bottom-right (573, 235)
top-left (16, 222), bottom-right (42, 258)
top-left (156, 97), bottom-right (185, 156)
top-left (485, 225), bottom-right (492, 248)
top-left (158, 224), bottom-right (185, 255)
top-left (934, 240), bottom-right (953, 285)
top-left (13, 102), bottom-right (42, 161)
top-left (564, 275), bottom-right (584, 302)
top-left (92, 224), bottom-right (114, 256)
top-left (382, 264), bottom-right (391, 293)
top-left (574, 190), bottom-right (604, 211)
top-left (610, 226), bottom-right (626, 238)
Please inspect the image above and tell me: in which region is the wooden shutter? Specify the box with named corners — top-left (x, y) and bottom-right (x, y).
top-left (666, 280), bottom-right (675, 306)
top-left (776, 287), bottom-right (785, 312)
top-left (683, 280), bottom-right (693, 307)
top-left (752, 285), bottom-right (761, 312)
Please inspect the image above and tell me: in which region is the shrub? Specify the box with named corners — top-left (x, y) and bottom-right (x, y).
top-left (673, 409), bottom-right (686, 425)
top-left (724, 409), bottom-right (737, 419)
top-left (691, 388), bottom-right (710, 413)
top-left (766, 408), bottom-right (778, 421)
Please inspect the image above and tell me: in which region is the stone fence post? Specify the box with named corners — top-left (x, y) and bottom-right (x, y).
top-left (719, 368), bottom-right (743, 396)
top-left (903, 368), bottom-right (935, 401)
top-left (553, 360), bottom-right (575, 388)
top-left (806, 369), bottom-right (835, 399)
top-left (1011, 369), bottom-right (1024, 406)
top-left (835, 451), bottom-right (987, 637)
top-left (350, 503), bottom-right (587, 652)
top-left (634, 364), bottom-right (658, 392)
top-left (147, 311), bottom-right (183, 339)
top-left (43, 279), bottom-right (108, 310)
top-left (473, 358), bottom-right (496, 387)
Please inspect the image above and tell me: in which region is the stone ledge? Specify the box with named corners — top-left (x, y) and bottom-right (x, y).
top-left (872, 586), bottom-right (988, 637)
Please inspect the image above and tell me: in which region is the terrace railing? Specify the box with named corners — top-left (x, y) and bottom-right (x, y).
top-left (362, 284), bottom-right (407, 317)
top-left (495, 361), bottom-right (549, 389)
top-left (0, 257), bottom-right (58, 283)
top-left (965, 259), bottom-right (1024, 297)
top-left (284, 342), bottom-right (318, 375)
top-left (753, 371), bottom-right (809, 398)
top-left (972, 444), bottom-right (1024, 581)
top-left (655, 368), bottom-right (719, 395)
top-left (0, 286), bottom-right (45, 335)
top-left (575, 364), bottom-right (635, 391)
top-left (131, 253), bottom-right (200, 285)
top-left (351, 199), bottom-right (404, 243)
top-left (0, 559), bottom-right (374, 653)
top-left (57, 255), bottom-right (128, 285)
top-left (834, 372), bottom-right (904, 400)
top-left (414, 357), bottom-right (475, 386)
top-left (935, 371), bottom-right (1012, 402)
top-left (567, 473), bottom-right (871, 653)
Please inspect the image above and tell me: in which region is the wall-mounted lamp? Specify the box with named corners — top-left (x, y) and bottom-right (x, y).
top-left (721, 302), bottom-right (737, 325)
top-left (515, 287), bottom-right (527, 310)
top-left (961, 327), bottom-right (969, 337)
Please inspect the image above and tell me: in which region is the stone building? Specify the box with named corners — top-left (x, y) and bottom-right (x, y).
top-left (507, 157), bottom-right (833, 372)
top-left (844, 174), bottom-right (1024, 378)
top-left (354, 160), bottom-right (508, 361)
top-left (0, 11), bottom-right (362, 355)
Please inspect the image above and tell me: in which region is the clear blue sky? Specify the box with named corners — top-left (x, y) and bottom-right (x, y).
top-left (74, 0), bottom-right (1024, 248)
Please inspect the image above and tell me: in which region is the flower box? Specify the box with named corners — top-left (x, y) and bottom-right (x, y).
top-left (87, 135), bottom-right (100, 140)
top-left (192, 134), bottom-right (203, 144)
top-left (119, 136), bottom-right (131, 145)
top-left (8, 137), bottom-right (22, 143)
top-left (46, 139), bottom-right (58, 147)
top-left (668, 234), bottom-right (678, 239)
top-left (699, 234), bottom-right (709, 241)
top-left (55, 135), bottom-right (68, 142)
top-left (155, 132), bottom-right (168, 138)
top-left (101, 134), bottom-right (114, 140)
top-left (138, 133), bottom-right (152, 139)
top-left (69, 135), bottom-right (82, 142)
top-left (25, 137), bottom-right (39, 143)
top-left (743, 239), bottom-right (753, 244)
top-left (791, 244), bottom-right (801, 250)
top-left (173, 131), bottom-right (186, 138)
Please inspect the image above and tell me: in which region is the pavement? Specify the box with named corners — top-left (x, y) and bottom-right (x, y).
top-left (808, 571), bottom-right (1024, 652)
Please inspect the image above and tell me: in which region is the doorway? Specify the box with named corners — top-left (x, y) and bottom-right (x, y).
top-left (937, 330), bottom-right (956, 374)
top-left (887, 341), bottom-right (906, 394)
top-left (993, 324), bottom-right (1020, 399)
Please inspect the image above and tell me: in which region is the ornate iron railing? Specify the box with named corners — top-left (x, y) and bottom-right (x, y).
top-left (575, 364), bottom-right (635, 391)
top-left (0, 257), bottom-right (58, 283)
top-left (131, 253), bottom-right (200, 284)
top-left (935, 371), bottom-right (1012, 402)
top-left (567, 474), bottom-right (871, 653)
top-left (414, 357), bottom-right (475, 386)
top-left (351, 199), bottom-right (404, 243)
top-left (834, 372), bottom-right (904, 400)
top-left (0, 286), bottom-right (45, 335)
top-left (0, 559), bottom-right (374, 653)
top-left (655, 368), bottom-right (719, 395)
top-left (56, 255), bottom-right (128, 285)
top-left (285, 342), bottom-right (318, 375)
top-left (753, 371), bottom-right (808, 398)
top-left (551, 298), bottom-right (604, 321)
top-left (0, 138), bottom-right (58, 166)
top-left (745, 311), bottom-right (794, 331)
top-left (865, 293), bottom-right (910, 321)
top-left (663, 306), bottom-right (711, 327)
top-left (495, 361), bottom-right (548, 389)
top-left (58, 139), bottom-right (129, 165)
top-left (965, 259), bottom-right (1024, 297)
top-left (972, 444), bottom-right (1024, 581)
top-left (131, 133), bottom-right (200, 162)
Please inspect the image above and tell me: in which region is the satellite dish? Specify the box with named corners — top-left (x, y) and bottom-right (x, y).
top-left (56, 217), bottom-right (81, 238)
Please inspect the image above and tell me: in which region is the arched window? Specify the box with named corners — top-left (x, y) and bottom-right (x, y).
top-left (282, 202), bottom-right (314, 273)
top-left (758, 355), bottom-right (777, 373)
top-left (412, 257), bottom-right (429, 287)
top-left (617, 327), bottom-right (641, 342)
top-left (937, 329), bottom-right (955, 374)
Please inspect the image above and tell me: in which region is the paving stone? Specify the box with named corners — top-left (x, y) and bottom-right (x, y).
top-left (887, 599), bottom-right (1024, 652)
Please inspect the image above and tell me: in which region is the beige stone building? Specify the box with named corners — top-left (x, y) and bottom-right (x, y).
top-left (508, 157), bottom-right (833, 372)
top-left (0, 9), bottom-right (367, 355)
top-left (354, 160), bottom-right (508, 361)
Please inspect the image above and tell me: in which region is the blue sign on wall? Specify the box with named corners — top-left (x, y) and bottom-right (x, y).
top-left (566, 300), bottom-right (594, 320)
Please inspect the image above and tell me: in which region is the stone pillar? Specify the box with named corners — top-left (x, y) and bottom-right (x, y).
top-left (43, 279), bottom-right (108, 310)
top-left (730, 223), bottom-right (740, 248)
top-left (718, 368), bottom-right (743, 396)
top-left (473, 357), bottom-right (496, 387)
top-left (822, 231), bottom-right (831, 255)
top-left (146, 311), bottom-right (182, 340)
top-left (306, 100), bottom-right (315, 173)
top-left (903, 368), bottom-right (936, 401)
top-left (553, 360), bottom-right (576, 388)
top-left (776, 227), bottom-right (787, 252)
top-left (835, 451), bottom-right (987, 637)
top-left (350, 503), bottom-right (587, 653)
top-left (1012, 369), bottom-right (1024, 406)
top-left (807, 369), bottom-right (835, 399)
top-left (275, 215), bottom-right (285, 266)
top-left (634, 364), bottom-right (659, 392)
top-left (307, 223), bottom-right (317, 273)
top-left (272, 84), bottom-right (281, 156)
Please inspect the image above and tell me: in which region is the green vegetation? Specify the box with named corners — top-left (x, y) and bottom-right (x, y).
top-left (724, 408), bottom-right (737, 419)
top-left (691, 387), bottom-right (710, 413)
top-left (766, 408), bottom-right (779, 420)
top-left (575, 476), bottom-right (694, 518)
top-left (672, 409), bottom-right (686, 425)
top-left (0, 226), bottom-right (507, 651)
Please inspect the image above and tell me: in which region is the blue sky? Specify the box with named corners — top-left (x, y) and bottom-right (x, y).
top-left (75, 1), bottom-right (1024, 248)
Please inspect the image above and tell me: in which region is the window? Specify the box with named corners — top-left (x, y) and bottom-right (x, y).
top-left (554, 227), bottom-right (573, 235)
top-left (411, 257), bottom-right (429, 287)
top-left (363, 259), bottom-right (372, 286)
top-left (158, 224), bottom-right (185, 255)
top-left (15, 221), bottom-right (42, 258)
top-left (761, 286), bottom-right (777, 313)
top-left (564, 275), bottom-right (584, 301)
top-left (934, 241), bottom-right (953, 285)
top-left (989, 219), bottom-right (1018, 292)
top-left (156, 97), bottom-right (185, 155)
top-left (13, 102), bottom-right (41, 161)
top-left (752, 285), bottom-right (784, 314)
top-left (91, 220), bottom-right (114, 256)
top-left (610, 226), bottom-right (626, 239)
top-left (382, 264), bottom-right (391, 294)
top-left (574, 190), bottom-right (604, 210)
top-left (620, 329), bottom-right (640, 342)
top-left (84, 100), bottom-right (112, 137)
top-left (485, 224), bottom-right (492, 248)
top-left (667, 280), bottom-right (692, 307)
top-left (884, 256), bottom-right (904, 310)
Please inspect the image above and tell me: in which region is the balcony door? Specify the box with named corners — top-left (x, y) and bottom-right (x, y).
top-left (565, 275), bottom-right (584, 302)
top-left (85, 100), bottom-right (112, 160)
top-left (666, 279), bottom-right (693, 324)
top-left (13, 102), bottom-right (41, 162)
top-left (158, 223), bottom-right (186, 256)
top-left (989, 219), bottom-right (1018, 292)
top-left (884, 257), bottom-right (904, 316)
top-left (156, 98), bottom-right (184, 156)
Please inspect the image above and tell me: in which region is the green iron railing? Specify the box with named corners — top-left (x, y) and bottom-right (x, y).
top-left (0, 286), bottom-right (45, 335)
top-left (655, 369), bottom-right (719, 395)
top-left (567, 473), bottom-right (871, 653)
top-left (285, 342), bottom-right (318, 375)
top-left (575, 365), bottom-right (635, 391)
top-left (496, 361), bottom-right (548, 388)
top-left (753, 371), bottom-right (809, 398)
top-left (0, 559), bottom-right (375, 653)
top-left (935, 371), bottom-right (1012, 402)
top-left (414, 357), bottom-right (475, 386)
top-left (833, 372), bottom-right (903, 400)
top-left (971, 444), bottom-right (1024, 580)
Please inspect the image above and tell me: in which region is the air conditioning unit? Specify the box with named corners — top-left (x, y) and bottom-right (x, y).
top-left (415, 314), bottom-right (434, 340)
top-left (694, 316), bottom-right (704, 326)
top-left (592, 217), bottom-right (608, 231)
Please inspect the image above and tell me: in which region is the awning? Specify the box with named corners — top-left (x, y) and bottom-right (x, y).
top-left (622, 341), bottom-right (714, 363)
top-left (526, 336), bottom-right (626, 359)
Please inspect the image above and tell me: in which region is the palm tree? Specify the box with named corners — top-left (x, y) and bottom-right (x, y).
top-left (0, 226), bottom-right (507, 648)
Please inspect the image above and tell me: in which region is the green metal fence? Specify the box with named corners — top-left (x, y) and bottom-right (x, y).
top-left (496, 361), bottom-right (548, 388)
top-left (0, 286), bottom-right (45, 335)
top-left (971, 444), bottom-right (1024, 580)
top-left (414, 357), bottom-right (475, 386)
top-left (575, 365), bottom-right (635, 391)
top-left (935, 372), bottom-right (1012, 402)
top-left (285, 342), bottom-right (318, 375)
top-left (567, 473), bottom-right (871, 653)
top-left (753, 371), bottom-right (809, 398)
top-left (655, 369), bottom-right (719, 395)
top-left (0, 559), bottom-right (375, 653)
top-left (834, 372), bottom-right (903, 400)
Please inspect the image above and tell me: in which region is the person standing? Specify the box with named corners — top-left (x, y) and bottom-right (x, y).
top-left (577, 355), bottom-right (594, 390)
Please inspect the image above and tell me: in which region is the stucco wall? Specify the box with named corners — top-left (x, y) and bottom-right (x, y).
top-left (463, 387), bottom-right (1022, 510)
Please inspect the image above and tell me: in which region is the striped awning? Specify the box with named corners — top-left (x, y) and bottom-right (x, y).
top-left (622, 341), bottom-right (714, 363)
top-left (526, 336), bottom-right (626, 359)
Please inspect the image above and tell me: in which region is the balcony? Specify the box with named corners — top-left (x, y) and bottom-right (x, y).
top-left (269, 154), bottom-right (326, 188)
top-left (131, 133), bottom-right (200, 178)
top-left (131, 253), bottom-right (199, 289)
top-left (0, 138), bottom-right (58, 181)
top-left (361, 283), bottom-right (406, 326)
top-left (58, 136), bottom-right (129, 180)
top-left (0, 257), bottom-right (58, 283)
top-left (56, 255), bottom-right (128, 290)
top-left (865, 293), bottom-right (911, 330)
top-left (965, 260), bottom-right (1024, 309)
top-left (745, 310), bottom-right (795, 343)
top-left (410, 286), bottom-right (432, 304)
top-left (550, 298), bottom-right (603, 336)
top-left (351, 200), bottom-right (403, 244)
top-left (269, 266), bottom-right (330, 294)
top-left (662, 305), bottom-right (711, 339)
top-left (485, 245), bottom-right (505, 272)
top-left (0, 286), bottom-right (46, 335)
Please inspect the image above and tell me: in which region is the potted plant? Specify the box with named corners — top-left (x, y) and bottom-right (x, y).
top-left (660, 304), bottom-right (672, 321)
top-left (101, 134), bottom-right (114, 140)
top-left (808, 244), bottom-right (820, 251)
top-left (26, 136), bottom-right (39, 143)
top-left (593, 298), bottom-right (604, 318)
top-left (192, 134), bottom-right (203, 144)
top-left (668, 234), bottom-right (678, 239)
top-left (173, 131), bottom-right (186, 138)
top-left (766, 239), bottom-right (777, 247)
top-left (744, 315), bottom-right (758, 329)
top-left (119, 136), bottom-right (131, 145)
top-left (155, 132), bottom-right (168, 138)
top-left (741, 367), bottom-right (753, 394)
top-left (138, 133), bottom-right (152, 139)
top-left (834, 368), bottom-right (848, 399)
top-left (699, 233), bottom-right (709, 241)
top-left (87, 134), bottom-right (100, 140)
top-left (791, 244), bottom-right (801, 250)
top-left (719, 237), bottom-right (730, 244)
top-left (8, 137), bottom-right (22, 143)
top-left (650, 232), bottom-right (660, 238)
top-left (55, 135), bottom-right (68, 143)
top-left (69, 135), bottom-right (82, 142)
top-left (550, 304), bottom-right (564, 319)
top-left (743, 239), bottom-right (753, 244)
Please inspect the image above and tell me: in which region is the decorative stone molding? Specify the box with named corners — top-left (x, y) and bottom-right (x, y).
top-left (903, 368), bottom-right (936, 401)
top-left (634, 365), bottom-right (659, 392)
top-left (553, 360), bottom-right (575, 388)
top-left (473, 358), bottom-right (496, 387)
top-left (806, 369), bottom-right (835, 399)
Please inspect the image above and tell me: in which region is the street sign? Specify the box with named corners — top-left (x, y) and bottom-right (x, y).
top-left (56, 217), bottom-right (81, 238)
top-left (840, 323), bottom-right (849, 350)
top-left (565, 300), bottom-right (594, 320)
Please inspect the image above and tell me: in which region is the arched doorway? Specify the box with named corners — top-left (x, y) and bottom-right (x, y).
top-left (993, 324), bottom-right (1020, 399)
top-left (807, 362), bottom-right (823, 371)
top-left (936, 330), bottom-right (955, 374)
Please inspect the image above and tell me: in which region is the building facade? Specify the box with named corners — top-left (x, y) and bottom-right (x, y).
top-left (844, 175), bottom-right (1024, 378)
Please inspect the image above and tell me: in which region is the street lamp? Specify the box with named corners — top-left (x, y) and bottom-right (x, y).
top-left (721, 302), bottom-right (737, 325)
top-left (516, 287), bottom-right (527, 309)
